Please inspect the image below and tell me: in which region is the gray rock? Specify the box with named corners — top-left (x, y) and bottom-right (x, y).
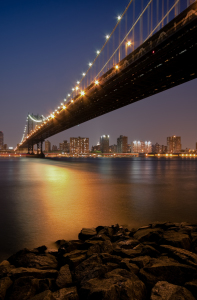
top-left (160, 244), bottom-right (197, 267)
top-left (0, 277), bottom-right (12, 300)
top-left (8, 267), bottom-right (58, 279)
top-left (56, 265), bottom-right (72, 289)
top-left (8, 276), bottom-right (40, 300)
top-left (8, 250), bottom-right (58, 270)
top-left (140, 257), bottom-right (197, 288)
top-left (62, 250), bottom-right (87, 269)
top-left (80, 268), bottom-right (146, 300)
top-left (74, 254), bottom-right (105, 283)
top-left (185, 280), bottom-right (197, 299)
top-left (161, 231), bottom-right (191, 250)
top-left (130, 255), bottom-right (152, 268)
top-left (78, 228), bottom-right (97, 241)
top-left (29, 290), bottom-right (55, 300)
top-left (150, 281), bottom-right (195, 300)
top-left (133, 228), bottom-right (163, 243)
top-left (53, 287), bottom-right (79, 300)
top-left (0, 260), bottom-right (14, 279)
top-left (116, 238), bottom-right (139, 249)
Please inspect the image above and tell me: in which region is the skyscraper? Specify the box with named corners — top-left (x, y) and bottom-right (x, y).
top-left (132, 141), bottom-right (152, 153)
top-left (100, 135), bottom-right (109, 153)
top-left (45, 140), bottom-right (51, 152)
top-left (70, 137), bottom-right (89, 154)
top-left (167, 136), bottom-right (181, 153)
top-left (0, 131), bottom-right (4, 150)
top-left (117, 135), bottom-right (128, 153)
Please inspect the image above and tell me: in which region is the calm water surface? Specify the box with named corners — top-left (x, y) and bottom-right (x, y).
top-left (0, 157), bottom-right (197, 261)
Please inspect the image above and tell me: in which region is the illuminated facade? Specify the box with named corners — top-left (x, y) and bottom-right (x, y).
top-left (70, 137), bottom-right (89, 154)
top-left (45, 140), bottom-right (51, 152)
top-left (117, 135), bottom-right (128, 153)
top-left (132, 141), bottom-right (152, 153)
top-left (0, 131), bottom-right (4, 149)
top-left (167, 136), bottom-right (181, 153)
top-left (100, 135), bottom-right (109, 153)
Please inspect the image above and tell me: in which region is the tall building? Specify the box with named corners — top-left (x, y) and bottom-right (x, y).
top-left (52, 145), bottom-right (57, 151)
top-left (117, 135), bottom-right (128, 153)
top-left (100, 135), bottom-right (109, 153)
top-left (70, 137), bottom-right (89, 154)
top-left (62, 140), bottom-right (70, 153)
top-left (109, 144), bottom-right (117, 153)
top-left (132, 141), bottom-right (152, 153)
top-left (167, 136), bottom-right (181, 153)
top-left (0, 131), bottom-right (4, 150)
top-left (45, 140), bottom-right (51, 152)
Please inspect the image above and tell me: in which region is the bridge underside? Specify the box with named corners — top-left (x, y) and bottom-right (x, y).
top-left (20, 3), bottom-right (197, 148)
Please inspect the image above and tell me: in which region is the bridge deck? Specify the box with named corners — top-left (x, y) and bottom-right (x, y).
top-left (20, 2), bottom-right (197, 148)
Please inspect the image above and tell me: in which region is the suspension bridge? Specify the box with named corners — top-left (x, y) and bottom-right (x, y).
top-left (17, 0), bottom-right (197, 154)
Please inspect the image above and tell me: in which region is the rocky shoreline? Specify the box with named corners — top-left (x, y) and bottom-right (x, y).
top-left (0, 222), bottom-right (197, 300)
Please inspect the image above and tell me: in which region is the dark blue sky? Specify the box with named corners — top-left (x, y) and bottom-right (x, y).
top-left (0, 0), bottom-right (197, 149)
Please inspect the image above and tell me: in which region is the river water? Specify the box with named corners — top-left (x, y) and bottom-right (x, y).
top-left (0, 156), bottom-right (197, 262)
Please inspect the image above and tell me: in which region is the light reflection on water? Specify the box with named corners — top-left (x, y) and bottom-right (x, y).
top-left (0, 157), bottom-right (197, 261)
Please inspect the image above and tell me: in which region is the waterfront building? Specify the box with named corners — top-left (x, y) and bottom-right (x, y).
top-left (45, 140), bottom-right (51, 152)
top-left (0, 131), bottom-right (4, 150)
top-left (100, 135), bottom-right (109, 153)
top-left (59, 143), bottom-right (63, 151)
top-left (70, 137), bottom-right (89, 154)
top-left (52, 145), bottom-right (57, 151)
top-left (132, 141), bottom-right (152, 153)
top-left (92, 143), bottom-right (101, 152)
top-left (117, 135), bottom-right (128, 153)
top-left (109, 144), bottom-right (117, 153)
top-left (167, 136), bottom-right (181, 153)
top-left (62, 140), bottom-right (70, 153)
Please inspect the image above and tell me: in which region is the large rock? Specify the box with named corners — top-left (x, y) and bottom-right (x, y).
top-left (140, 257), bottom-right (197, 288)
top-left (8, 267), bottom-right (58, 280)
top-left (130, 256), bottom-right (152, 269)
top-left (80, 268), bottom-right (146, 300)
top-left (161, 231), bottom-right (191, 250)
top-left (0, 277), bottom-right (12, 300)
top-left (0, 260), bottom-right (14, 279)
top-left (56, 265), bottom-right (72, 289)
top-left (8, 276), bottom-right (40, 300)
top-left (62, 250), bottom-right (87, 269)
top-left (74, 254), bottom-right (106, 283)
top-left (185, 280), bottom-right (197, 299)
top-left (133, 228), bottom-right (163, 243)
top-left (53, 287), bottom-right (79, 300)
top-left (116, 239), bottom-right (139, 249)
top-left (150, 281), bottom-right (195, 300)
top-left (8, 249), bottom-right (58, 270)
top-left (160, 245), bottom-right (197, 267)
top-left (29, 290), bottom-right (55, 300)
top-left (119, 258), bottom-right (139, 274)
top-left (78, 228), bottom-right (97, 241)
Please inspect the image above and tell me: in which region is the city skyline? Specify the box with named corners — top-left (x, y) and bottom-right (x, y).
top-left (1, 0), bottom-right (197, 149)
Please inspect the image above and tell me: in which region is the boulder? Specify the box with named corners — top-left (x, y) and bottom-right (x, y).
top-left (80, 268), bottom-right (146, 300)
top-left (140, 257), bottom-right (197, 288)
top-left (74, 254), bottom-right (105, 283)
top-left (8, 276), bottom-right (40, 300)
top-left (161, 231), bottom-right (191, 250)
top-left (185, 280), bottom-right (197, 299)
top-left (99, 253), bottom-right (122, 265)
top-left (53, 287), bottom-right (79, 300)
top-left (78, 228), bottom-right (97, 241)
top-left (119, 258), bottom-right (139, 274)
top-left (8, 267), bottom-right (58, 280)
top-left (56, 265), bottom-right (72, 289)
top-left (160, 245), bottom-right (197, 267)
top-left (130, 256), bottom-right (152, 269)
top-left (116, 238), bottom-right (139, 249)
top-left (62, 250), bottom-right (87, 269)
top-left (133, 228), bottom-right (163, 243)
top-left (29, 290), bottom-right (55, 300)
top-left (150, 281), bottom-right (195, 300)
top-left (8, 249), bottom-right (58, 270)
top-left (0, 260), bottom-right (14, 279)
top-left (0, 277), bottom-right (12, 300)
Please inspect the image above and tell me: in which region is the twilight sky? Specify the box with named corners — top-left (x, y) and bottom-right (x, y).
top-left (0, 0), bottom-right (197, 150)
